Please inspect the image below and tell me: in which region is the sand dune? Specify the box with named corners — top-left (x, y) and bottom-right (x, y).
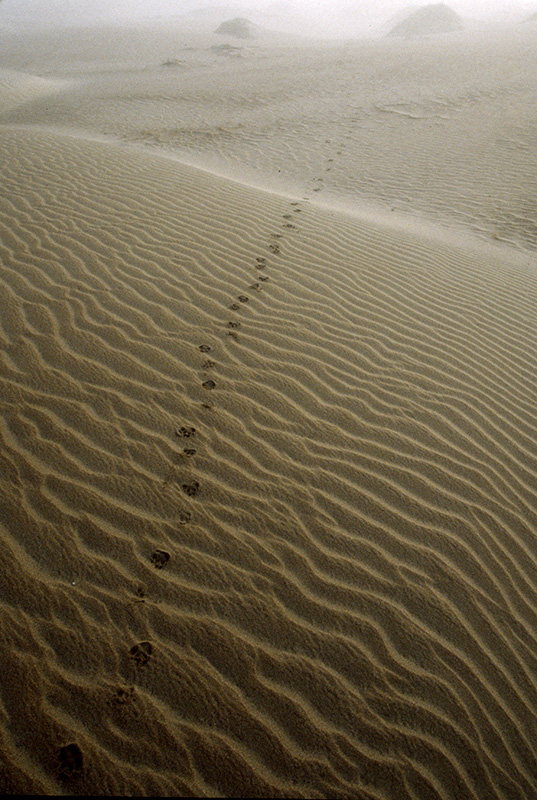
top-left (0, 69), bottom-right (67, 113)
top-left (1, 122), bottom-right (537, 797)
top-left (2, 23), bottom-right (537, 251)
top-left (1, 20), bottom-right (537, 799)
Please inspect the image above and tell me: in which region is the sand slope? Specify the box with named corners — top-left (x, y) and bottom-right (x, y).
top-left (0, 68), bottom-right (66, 113)
top-left (2, 24), bottom-right (537, 252)
top-left (1, 122), bottom-right (537, 797)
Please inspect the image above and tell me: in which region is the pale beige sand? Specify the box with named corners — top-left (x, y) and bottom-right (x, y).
top-left (1, 21), bottom-right (537, 800)
top-left (0, 68), bottom-right (66, 114)
top-left (2, 22), bottom-right (537, 251)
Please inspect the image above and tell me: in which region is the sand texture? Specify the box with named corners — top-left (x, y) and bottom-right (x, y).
top-left (1, 20), bottom-right (537, 800)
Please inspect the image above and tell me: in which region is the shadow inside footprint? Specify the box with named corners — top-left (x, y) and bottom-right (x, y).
top-left (199, 344), bottom-right (211, 353)
top-left (150, 550), bottom-right (170, 569)
top-left (238, 295), bottom-right (249, 303)
top-left (129, 641), bottom-right (153, 667)
top-left (182, 480), bottom-right (199, 497)
top-left (178, 510), bottom-right (192, 524)
top-left (57, 743), bottom-right (83, 782)
top-left (202, 380), bottom-right (216, 390)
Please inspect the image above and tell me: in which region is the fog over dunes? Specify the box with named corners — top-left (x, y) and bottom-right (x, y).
top-left (386, 4), bottom-right (464, 37)
top-left (1, 2), bottom-right (537, 798)
top-left (0, 0), bottom-right (535, 36)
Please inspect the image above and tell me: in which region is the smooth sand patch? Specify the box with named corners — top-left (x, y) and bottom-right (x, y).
top-left (0, 68), bottom-right (67, 113)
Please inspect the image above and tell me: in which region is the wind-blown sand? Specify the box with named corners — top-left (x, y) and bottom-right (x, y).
top-left (1, 20), bottom-right (537, 799)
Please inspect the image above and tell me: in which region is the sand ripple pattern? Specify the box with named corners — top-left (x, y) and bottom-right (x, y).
top-left (5, 26), bottom-right (537, 251)
top-left (1, 127), bottom-right (537, 798)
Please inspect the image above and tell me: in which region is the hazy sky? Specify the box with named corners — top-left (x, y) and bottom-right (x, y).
top-left (1, 0), bottom-right (535, 34)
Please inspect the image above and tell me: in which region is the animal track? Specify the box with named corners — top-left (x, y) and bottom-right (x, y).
top-left (112, 686), bottom-right (135, 705)
top-left (202, 379), bottom-right (216, 390)
top-left (130, 641), bottom-right (153, 667)
top-left (134, 585), bottom-right (146, 602)
top-left (57, 743), bottom-right (83, 782)
top-left (150, 549), bottom-right (170, 569)
top-left (202, 359), bottom-right (215, 369)
top-left (182, 480), bottom-right (199, 497)
top-left (199, 344), bottom-right (211, 353)
top-left (176, 426), bottom-right (196, 438)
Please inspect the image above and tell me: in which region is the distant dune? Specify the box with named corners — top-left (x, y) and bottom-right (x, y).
top-left (380, 5), bottom-right (421, 34)
top-left (214, 17), bottom-right (258, 39)
top-left (386, 3), bottom-right (464, 38)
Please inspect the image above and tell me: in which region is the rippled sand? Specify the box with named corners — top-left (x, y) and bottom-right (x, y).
top-left (1, 20), bottom-right (537, 799)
